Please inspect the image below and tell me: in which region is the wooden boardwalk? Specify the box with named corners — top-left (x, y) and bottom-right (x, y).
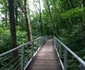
top-left (26, 39), bottom-right (62, 70)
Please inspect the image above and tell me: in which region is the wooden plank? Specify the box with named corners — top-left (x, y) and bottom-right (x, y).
top-left (26, 39), bottom-right (62, 70)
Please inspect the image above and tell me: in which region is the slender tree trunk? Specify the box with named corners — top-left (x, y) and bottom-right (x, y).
top-left (82, 0), bottom-right (85, 31)
top-left (8, 0), bottom-right (19, 69)
top-left (66, 0), bottom-right (71, 9)
top-left (65, 19), bottom-right (69, 28)
top-left (4, 1), bottom-right (8, 25)
top-left (5, 2), bottom-right (8, 24)
top-left (61, 8), bottom-right (69, 28)
top-left (81, 0), bottom-right (85, 48)
top-left (69, 0), bottom-right (74, 8)
top-left (5, 11), bottom-right (7, 24)
top-left (24, 0), bottom-right (32, 41)
top-left (39, 0), bottom-right (43, 35)
top-left (53, 0), bottom-right (59, 36)
top-left (46, 0), bottom-right (58, 36)
top-left (83, 0), bottom-right (85, 7)
top-left (15, 0), bottom-right (18, 24)
top-left (46, 0), bottom-right (55, 28)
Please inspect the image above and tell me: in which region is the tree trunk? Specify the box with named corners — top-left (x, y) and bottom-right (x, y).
top-left (46, 0), bottom-right (58, 36)
top-left (69, 0), bottom-right (74, 8)
top-left (5, 11), bottom-right (7, 24)
top-left (8, 0), bottom-right (19, 69)
top-left (15, 0), bottom-right (18, 24)
top-left (82, 0), bottom-right (85, 31)
top-left (4, 1), bottom-right (8, 25)
top-left (83, 0), bottom-right (85, 7)
top-left (24, 0), bottom-right (32, 41)
top-left (39, 0), bottom-right (43, 35)
top-left (8, 0), bottom-right (16, 49)
top-left (53, 0), bottom-right (59, 36)
top-left (82, 0), bottom-right (85, 48)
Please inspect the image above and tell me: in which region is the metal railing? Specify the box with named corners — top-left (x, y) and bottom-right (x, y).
top-left (0, 36), bottom-right (48, 70)
top-left (53, 36), bottom-right (85, 70)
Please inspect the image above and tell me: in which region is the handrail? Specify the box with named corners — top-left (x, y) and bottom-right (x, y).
top-left (0, 41), bottom-right (32, 57)
top-left (54, 36), bottom-right (85, 70)
top-left (0, 36), bottom-right (47, 70)
top-left (55, 37), bottom-right (85, 67)
top-left (0, 37), bottom-right (41, 57)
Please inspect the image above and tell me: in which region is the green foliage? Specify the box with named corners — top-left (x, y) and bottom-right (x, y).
top-left (0, 0), bottom-right (85, 69)
top-left (61, 8), bottom-right (84, 19)
top-left (0, 26), bottom-right (28, 54)
top-left (0, 28), bottom-right (11, 53)
top-left (16, 30), bottom-right (27, 45)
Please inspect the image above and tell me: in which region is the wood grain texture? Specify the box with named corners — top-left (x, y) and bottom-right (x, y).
top-left (26, 39), bottom-right (62, 70)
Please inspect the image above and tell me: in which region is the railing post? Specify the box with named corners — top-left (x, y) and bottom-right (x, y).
top-left (54, 37), bottom-right (57, 48)
top-left (39, 38), bottom-right (41, 46)
top-left (53, 36), bottom-right (55, 47)
top-left (46, 36), bottom-right (48, 41)
top-left (64, 48), bottom-right (67, 70)
top-left (38, 39), bottom-right (39, 47)
top-left (59, 44), bottom-right (61, 57)
top-left (21, 47), bottom-right (24, 70)
top-left (57, 41), bottom-right (59, 52)
top-left (37, 40), bottom-right (38, 49)
top-left (32, 41), bottom-right (34, 58)
top-left (42, 37), bottom-right (43, 43)
top-left (40, 37), bottom-right (42, 45)
top-left (80, 64), bottom-right (85, 70)
top-left (55, 39), bottom-right (58, 50)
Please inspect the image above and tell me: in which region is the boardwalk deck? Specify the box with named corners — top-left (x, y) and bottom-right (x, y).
top-left (26, 39), bottom-right (62, 70)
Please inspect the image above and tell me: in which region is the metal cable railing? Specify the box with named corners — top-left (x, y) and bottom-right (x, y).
top-left (0, 36), bottom-right (48, 70)
top-left (53, 36), bottom-right (85, 70)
